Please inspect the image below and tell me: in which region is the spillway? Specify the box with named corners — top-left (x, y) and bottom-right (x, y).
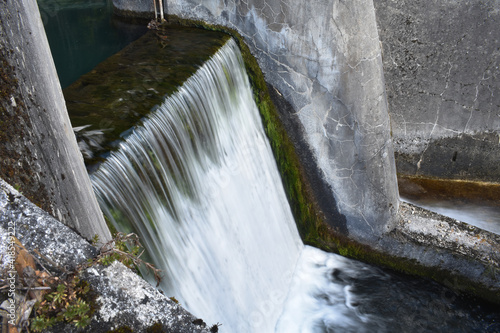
top-left (91, 38), bottom-right (303, 332)
top-left (90, 37), bottom-right (500, 333)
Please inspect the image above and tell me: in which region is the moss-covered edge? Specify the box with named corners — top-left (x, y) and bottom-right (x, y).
top-left (160, 16), bottom-right (500, 304)
top-left (164, 16), bottom-right (327, 245)
top-left (398, 173), bottom-right (500, 203)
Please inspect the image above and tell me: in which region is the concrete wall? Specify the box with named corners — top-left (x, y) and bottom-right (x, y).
top-left (374, 0), bottom-right (500, 182)
top-left (113, 0), bottom-right (400, 243)
top-left (0, 0), bottom-right (110, 243)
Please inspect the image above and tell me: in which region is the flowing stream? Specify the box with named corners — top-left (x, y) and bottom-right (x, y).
top-left (92, 39), bottom-right (303, 332)
top-left (91, 38), bottom-right (500, 332)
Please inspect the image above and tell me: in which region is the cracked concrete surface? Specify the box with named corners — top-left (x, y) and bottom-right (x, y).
top-left (113, 0), bottom-right (400, 243)
top-left (374, 0), bottom-right (500, 181)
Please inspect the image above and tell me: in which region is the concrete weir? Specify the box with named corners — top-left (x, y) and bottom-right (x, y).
top-left (113, 0), bottom-right (400, 244)
top-left (0, 4), bottom-right (497, 332)
top-left (112, 0), bottom-right (500, 302)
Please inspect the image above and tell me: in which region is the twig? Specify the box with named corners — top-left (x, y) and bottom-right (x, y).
top-left (15, 287), bottom-right (51, 291)
top-left (97, 232), bottom-right (163, 286)
top-left (32, 249), bottom-right (68, 274)
top-left (27, 249), bottom-right (51, 275)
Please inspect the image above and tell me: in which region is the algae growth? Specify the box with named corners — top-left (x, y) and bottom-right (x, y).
top-left (64, 25), bottom-right (228, 166)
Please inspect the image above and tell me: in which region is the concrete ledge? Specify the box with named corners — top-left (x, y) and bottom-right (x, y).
top-left (378, 202), bottom-right (500, 303)
top-left (396, 202), bottom-right (499, 268)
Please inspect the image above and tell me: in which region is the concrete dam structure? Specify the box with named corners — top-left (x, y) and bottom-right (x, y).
top-left (111, 0), bottom-right (499, 300)
top-left (1, 0), bottom-right (499, 330)
top-left (114, 0), bottom-right (400, 245)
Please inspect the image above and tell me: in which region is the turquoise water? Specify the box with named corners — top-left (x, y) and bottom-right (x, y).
top-left (38, 0), bottom-right (147, 88)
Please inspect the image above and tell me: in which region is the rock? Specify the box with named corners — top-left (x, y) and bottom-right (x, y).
top-left (55, 261), bottom-right (212, 333)
top-left (0, 178), bottom-right (98, 274)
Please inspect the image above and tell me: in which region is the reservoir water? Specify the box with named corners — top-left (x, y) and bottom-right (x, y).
top-left (38, 0), bottom-right (146, 88)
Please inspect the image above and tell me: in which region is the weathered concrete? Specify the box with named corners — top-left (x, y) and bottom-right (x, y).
top-left (374, 0), bottom-right (500, 181)
top-left (396, 203), bottom-right (499, 267)
top-left (0, 178), bottom-right (98, 274)
top-left (0, 178), bottom-right (212, 332)
top-left (71, 262), bottom-right (213, 333)
top-left (380, 202), bottom-right (500, 303)
top-left (0, 0), bottom-right (111, 243)
top-left (112, 0), bottom-right (400, 244)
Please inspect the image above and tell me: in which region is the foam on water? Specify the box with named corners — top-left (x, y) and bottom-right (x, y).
top-left (92, 38), bottom-right (303, 332)
top-left (91, 37), bottom-right (500, 333)
top-left (277, 246), bottom-right (500, 333)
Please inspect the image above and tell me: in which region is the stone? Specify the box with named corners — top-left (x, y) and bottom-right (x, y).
top-left (0, 178), bottom-right (98, 273)
top-left (61, 261), bottom-right (213, 333)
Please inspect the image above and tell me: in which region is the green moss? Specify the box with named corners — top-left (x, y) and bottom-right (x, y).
top-left (0, 41), bottom-right (50, 211)
top-left (146, 323), bottom-right (164, 332)
top-left (64, 25), bottom-right (229, 166)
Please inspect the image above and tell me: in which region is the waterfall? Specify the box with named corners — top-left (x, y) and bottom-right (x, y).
top-left (91, 38), bottom-right (303, 332)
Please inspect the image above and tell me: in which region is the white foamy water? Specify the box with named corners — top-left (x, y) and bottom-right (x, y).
top-left (91, 37), bottom-right (500, 333)
top-left (92, 38), bottom-right (302, 332)
top-left (276, 246), bottom-right (388, 333)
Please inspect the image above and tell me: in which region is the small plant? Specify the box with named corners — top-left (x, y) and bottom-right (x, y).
top-left (94, 232), bottom-right (162, 286)
top-left (91, 234), bottom-right (100, 246)
top-left (31, 276), bottom-right (93, 331)
top-left (210, 322), bottom-right (222, 332)
top-left (28, 232), bottom-right (162, 331)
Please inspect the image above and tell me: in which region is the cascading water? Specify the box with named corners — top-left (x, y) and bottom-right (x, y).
top-left (90, 37), bottom-right (500, 333)
top-left (91, 38), bottom-right (303, 332)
